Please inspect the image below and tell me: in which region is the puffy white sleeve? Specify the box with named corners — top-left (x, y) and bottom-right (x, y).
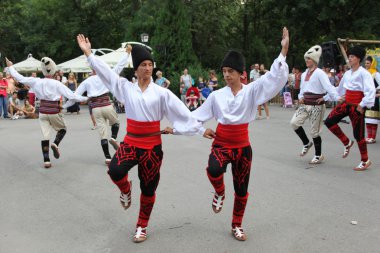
top-left (163, 89), bottom-right (205, 136)
top-left (248, 53), bottom-right (289, 105)
top-left (336, 73), bottom-right (347, 97)
top-left (360, 71), bottom-right (376, 108)
top-left (62, 81), bottom-right (88, 108)
top-left (8, 66), bottom-right (39, 88)
top-left (57, 81), bottom-right (87, 102)
top-left (112, 52), bottom-right (129, 74)
top-left (191, 93), bottom-right (215, 124)
top-left (318, 72), bottom-right (340, 101)
top-left (87, 53), bottom-right (130, 104)
top-left (298, 73), bottom-right (305, 99)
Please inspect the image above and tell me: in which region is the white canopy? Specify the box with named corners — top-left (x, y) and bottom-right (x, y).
top-left (13, 54), bottom-right (42, 72)
top-left (57, 48), bottom-right (114, 73)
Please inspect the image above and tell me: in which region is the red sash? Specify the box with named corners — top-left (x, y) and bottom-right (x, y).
top-left (345, 90), bottom-right (364, 106)
top-left (124, 119), bottom-right (161, 149)
top-left (213, 123), bottom-right (250, 148)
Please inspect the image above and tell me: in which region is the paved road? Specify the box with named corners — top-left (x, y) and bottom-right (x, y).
top-left (1, 105), bottom-right (379, 253)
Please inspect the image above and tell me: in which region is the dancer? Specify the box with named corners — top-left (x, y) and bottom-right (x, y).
top-left (188, 28), bottom-right (289, 241)
top-left (76, 34), bottom-right (202, 243)
top-left (64, 49), bottom-right (129, 165)
top-left (6, 57), bottom-right (88, 168)
top-left (324, 46), bottom-right (376, 171)
top-left (290, 45), bottom-right (341, 164)
top-left (364, 56), bottom-right (380, 144)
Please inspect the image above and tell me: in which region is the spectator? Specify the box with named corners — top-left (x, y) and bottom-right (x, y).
top-left (27, 72), bottom-right (37, 107)
top-left (155, 71), bottom-right (170, 88)
top-left (0, 72), bottom-right (10, 118)
top-left (197, 76), bottom-right (207, 104)
top-left (58, 70), bottom-right (67, 84)
top-left (180, 68), bottom-right (192, 103)
top-left (240, 70), bottom-right (248, 84)
top-left (21, 99), bottom-right (37, 119)
top-left (257, 64), bottom-right (270, 119)
top-left (8, 91), bottom-right (22, 119)
top-left (66, 73), bottom-right (80, 114)
top-left (186, 90), bottom-right (198, 111)
top-left (292, 66), bottom-right (301, 107)
top-left (249, 63), bottom-right (260, 82)
top-left (207, 70), bottom-right (218, 91)
top-left (328, 69), bottom-right (339, 87)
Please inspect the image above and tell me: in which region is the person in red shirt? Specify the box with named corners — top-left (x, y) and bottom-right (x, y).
top-left (292, 66), bottom-right (301, 107)
top-left (186, 83), bottom-right (200, 99)
top-left (0, 72), bottom-right (10, 118)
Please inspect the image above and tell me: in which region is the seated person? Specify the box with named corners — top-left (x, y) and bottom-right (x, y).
top-left (8, 91), bottom-right (23, 119)
top-left (186, 90), bottom-right (198, 111)
top-left (22, 99), bottom-right (37, 119)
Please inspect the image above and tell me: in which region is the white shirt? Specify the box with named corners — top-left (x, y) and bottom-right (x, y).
top-left (299, 68), bottom-right (340, 101)
top-left (86, 53), bottom-right (203, 136)
top-left (337, 66), bottom-right (375, 108)
top-left (249, 69), bottom-right (260, 81)
top-left (192, 54), bottom-right (288, 126)
top-left (8, 66), bottom-right (87, 108)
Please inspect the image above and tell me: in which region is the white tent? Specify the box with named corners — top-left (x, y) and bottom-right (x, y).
top-left (57, 48), bottom-right (114, 73)
top-left (13, 54), bottom-right (42, 72)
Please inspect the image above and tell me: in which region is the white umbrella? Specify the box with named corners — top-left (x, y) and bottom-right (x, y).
top-left (13, 54), bottom-right (42, 72)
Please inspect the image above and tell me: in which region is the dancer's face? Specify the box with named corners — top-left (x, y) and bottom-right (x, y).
top-left (305, 58), bottom-right (316, 68)
top-left (136, 60), bottom-right (153, 80)
top-left (348, 55), bottom-right (360, 68)
top-left (222, 67), bottom-right (240, 86)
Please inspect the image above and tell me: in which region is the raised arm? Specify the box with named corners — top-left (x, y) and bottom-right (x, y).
top-left (112, 46), bottom-right (131, 74)
top-left (77, 34), bottom-right (130, 104)
top-left (5, 58), bottom-right (39, 88)
top-left (249, 27), bottom-right (289, 105)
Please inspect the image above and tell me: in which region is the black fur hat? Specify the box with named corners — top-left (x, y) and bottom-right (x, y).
top-left (347, 46), bottom-right (366, 62)
top-left (220, 50), bottom-right (245, 74)
top-left (132, 45), bottom-right (154, 71)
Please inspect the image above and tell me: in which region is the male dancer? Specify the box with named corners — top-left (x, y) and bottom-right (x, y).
top-left (64, 49), bottom-right (130, 165)
top-left (364, 56), bottom-right (380, 144)
top-left (77, 34), bottom-right (203, 243)
top-left (6, 57), bottom-right (87, 168)
top-left (324, 46), bottom-right (375, 171)
top-left (290, 45), bottom-right (341, 164)
top-left (189, 28), bottom-right (289, 241)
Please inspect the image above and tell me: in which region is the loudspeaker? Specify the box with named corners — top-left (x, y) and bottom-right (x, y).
top-left (321, 41), bottom-right (342, 68)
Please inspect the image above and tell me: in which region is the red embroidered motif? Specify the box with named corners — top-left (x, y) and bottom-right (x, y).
top-left (139, 150), bottom-right (162, 186)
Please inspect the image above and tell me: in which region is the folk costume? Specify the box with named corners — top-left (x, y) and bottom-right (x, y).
top-left (191, 50), bottom-right (288, 240)
top-left (86, 45), bottom-right (202, 242)
top-left (8, 57), bottom-right (87, 168)
top-left (290, 45), bottom-right (341, 164)
top-left (324, 46), bottom-right (376, 171)
top-left (64, 54), bottom-right (129, 164)
top-left (365, 60), bottom-right (380, 143)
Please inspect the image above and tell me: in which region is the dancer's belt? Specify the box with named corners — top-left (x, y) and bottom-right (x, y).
top-left (345, 90), bottom-right (364, 106)
top-left (124, 119), bottom-right (162, 149)
top-left (89, 93), bottom-right (111, 109)
top-left (39, 100), bottom-right (61, 114)
top-left (303, 92), bottom-right (326, 105)
top-left (213, 123), bottom-right (250, 148)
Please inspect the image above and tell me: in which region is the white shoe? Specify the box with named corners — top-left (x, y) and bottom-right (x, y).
top-left (44, 161), bottom-right (52, 169)
top-left (300, 142), bottom-right (313, 156)
top-left (133, 226), bottom-right (147, 243)
top-left (309, 155), bottom-right (324, 164)
top-left (109, 138), bottom-right (119, 151)
top-left (120, 181), bottom-right (132, 210)
top-left (105, 158), bottom-right (111, 165)
top-left (212, 192), bottom-right (225, 213)
top-left (91, 125), bottom-right (97, 130)
top-left (232, 226), bottom-right (247, 241)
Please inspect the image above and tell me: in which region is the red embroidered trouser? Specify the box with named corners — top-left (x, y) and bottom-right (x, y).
top-left (207, 145), bottom-right (252, 227)
top-left (108, 142), bottom-right (163, 227)
top-left (324, 103), bottom-right (368, 162)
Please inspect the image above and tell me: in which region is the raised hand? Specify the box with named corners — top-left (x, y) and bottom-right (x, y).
top-left (125, 44), bottom-right (132, 53)
top-left (281, 27), bottom-right (289, 56)
top-left (76, 34), bottom-right (92, 56)
top-left (5, 57), bottom-right (13, 67)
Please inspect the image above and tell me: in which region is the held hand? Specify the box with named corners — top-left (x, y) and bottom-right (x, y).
top-left (125, 44), bottom-right (132, 53)
top-left (203, 128), bottom-right (216, 139)
top-left (356, 105), bottom-right (364, 114)
top-left (338, 96), bottom-right (345, 104)
top-left (299, 98), bottom-right (304, 104)
top-left (76, 34), bottom-right (92, 56)
top-left (5, 57), bottom-right (13, 67)
top-left (163, 127), bottom-right (174, 134)
top-left (316, 98), bottom-right (324, 104)
top-left (281, 27), bottom-right (289, 56)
